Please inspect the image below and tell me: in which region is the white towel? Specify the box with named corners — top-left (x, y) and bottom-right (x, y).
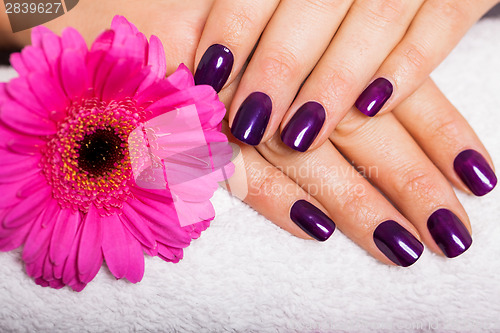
top-left (1, 17), bottom-right (499, 333)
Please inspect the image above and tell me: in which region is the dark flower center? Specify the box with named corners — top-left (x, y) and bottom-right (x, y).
top-left (77, 128), bottom-right (124, 176)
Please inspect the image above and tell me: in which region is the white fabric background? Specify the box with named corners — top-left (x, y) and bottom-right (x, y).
top-left (0, 17), bottom-right (499, 333)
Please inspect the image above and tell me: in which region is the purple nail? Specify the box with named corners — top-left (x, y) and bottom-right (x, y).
top-left (290, 200), bottom-right (336, 242)
top-left (454, 149), bottom-right (497, 196)
top-left (194, 44), bottom-right (234, 93)
top-left (427, 209), bottom-right (472, 258)
top-left (281, 101), bottom-right (326, 152)
top-left (355, 78), bottom-right (393, 117)
top-left (373, 220), bottom-right (423, 267)
top-left (231, 92), bottom-right (272, 146)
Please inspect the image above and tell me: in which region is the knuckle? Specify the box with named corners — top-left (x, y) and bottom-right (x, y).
top-left (400, 41), bottom-right (430, 72)
top-left (394, 167), bottom-right (441, 202)
top-left (336, 185), bottom-right (378, 239)
top-left (423, 111), bottom-right (461, 147)
top-left (302, 0), bottom-right (346, 13)
top-left (430, 0), bottom-right (470, 26)
top-left (315, 62), bottom-right (358, 109)
top-left (222, 6), bottom-right (260, 47)
top-left (361, 0), bottom-right (407, 29)
top-left (258, 48), bottom-right (303, 85)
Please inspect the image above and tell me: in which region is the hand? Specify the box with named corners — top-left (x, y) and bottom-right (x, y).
top-left (194, 0), bottom-right (500, 151)
top-left (224, 77), bottom-right (496, 264)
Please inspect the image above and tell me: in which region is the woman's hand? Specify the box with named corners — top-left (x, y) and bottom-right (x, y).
top-left (194, 0), bottom-right (500, 151)
top-left (221, 77), bottom-right (496, 265)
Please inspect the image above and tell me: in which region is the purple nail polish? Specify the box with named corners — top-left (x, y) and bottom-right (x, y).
top-left (281, 101), bottom-right (326, 152)
top-left (427, 209), bottom-right (472, 258)
top-left (231, 92), bottom-right (272, 146)
top-left (373, 220), bottom-right (423, 267)
top-left (355, 78), bottom-right (393, 117)
top-left (290, 200), bottom-right (336, 242)
top-left (194, 44), bottom-right (234, 93)
top-left (454, 149), bottom-right (497, 196)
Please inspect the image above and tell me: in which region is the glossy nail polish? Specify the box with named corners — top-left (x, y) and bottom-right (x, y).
top-left (427, 209), bottom-right (472, 258)
top-left (231, 92), bottom-right (272, 146)
top-left (373, 220), bottom-right (423, 267)
top-left (194, 44), bottom-right (234, 93)
top-left (355, 78), bottom-right (393, 117)
top-left (281, 102), bottom-right (326, 152)
top-left (454, 149), bottom-right (497, 196)
top-left (290, 200), bottom-right (336, 241)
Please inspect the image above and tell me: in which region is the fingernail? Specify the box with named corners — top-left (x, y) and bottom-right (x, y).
top-left (281, 101), bottom-right (326, 152)
top-left (290, 200), bottom-right (336, 242)
top-left (454, 149), bottom-right (497, 196)
top-left (231, 92), bottom-right (272, 146)
top-left (194, 44), bottom-right (234, 93)
top-left (427, 209), bottom-right (472, 258)
top-left (355, 78), bottom-right (393, 117)
top-left (373, 220), bottom-right (423, 267)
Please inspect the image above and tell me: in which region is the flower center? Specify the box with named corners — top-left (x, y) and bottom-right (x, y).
top-left (41, 98), bottom-right (145, 215)
top-left (77, 128), bottom-right (124, 176)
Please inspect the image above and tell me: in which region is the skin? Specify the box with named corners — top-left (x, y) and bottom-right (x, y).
top-left (0, 0), bottom-right (495, 265)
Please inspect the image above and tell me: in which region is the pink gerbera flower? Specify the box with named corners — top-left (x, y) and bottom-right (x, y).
top-left (0, 16), bottom-right (231, 291)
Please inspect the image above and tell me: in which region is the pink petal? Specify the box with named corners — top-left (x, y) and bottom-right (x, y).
top-left (41, 32), bottom-right (62, 77)
top-left (26, 254), bottom-right (44, 278)
top-left (0, 222), bottom-right (31, 251)
top-left (127, 197), bottom-right (191, 248)
top-left (2, 185), bottom-right (51, 229)
top-left (61, 27), bottom-right (88, 56)
top-left (111, 15), bottom-right (139, 35)
top-left (77, 205), bottom-right (103, 283)
top-left (90, 29), bottom-right (114, 53)
top-left (34, 277), bottom-right (49, 287)
top-left (60, 49), bottom-right (88, 101)
top-left (157, 243), bottom-right (184, 263)
top-left (0, 169), bottom-right (43, 208)
top-left (135, 64), bottom-right (194, 107)
top-left (48, 279), bottom-right (65, 289)
top-left (123, 228), bottom-right (144, 283)
top-left (31, 25), bottom-right (53, 49)
top-left (49, 208), bottom-right (80, 266)
top-left (112, 67), bottom-right (150, 100)
top-left (6, 77), bottom-right (46, 117)
top-left (136, 35), bottom-right (166, 94)
top-left (9, 53), bottom-right (29, 76)
top-left (21, 46), bottom-right (50, 74)
top-left (0, 100), bottom-right (56, 136)
top-left (101, 58), bottom-right (142, 101)
top-left (15, 173), bottom-right (47, 198)
top-left (27, 73), bottom-right (68, 118)
top-left (145, 85), bottom-right (215, 120)
top-left (101, 213), bottom-right (129, 279)
top-left (0, 154), bottom-right (42, 183)
top-left (22, 199), bottom-right (58, 263)
top-left (0, 82), bottom-right (8, 104)
top-left (120, 203), bottom-right (156, 249)
top-left (42, 252), bottom-right (55, 281)
top-left (62, 222), bottom-right (83, 285)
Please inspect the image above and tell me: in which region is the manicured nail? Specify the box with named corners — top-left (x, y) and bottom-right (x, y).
top-left (194, 44), bottom-right (234, 93)
top-left (290, 200), bottom-right (336, 242)
top-left (281, 101), bottom-right (326, 152)
top-left (427, 209), bottom-right (472, 258)
top-left (373, 220), bottom-right (423, 267)
top-left (454, 149), bottom-right (497, 196)
top-left (355, 78), bottom-right (393, 117)
top-left (231, 92), bottom-right (272, 146)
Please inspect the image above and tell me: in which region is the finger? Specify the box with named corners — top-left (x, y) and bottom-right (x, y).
top-left (258, 133), bottom-right (424, 267)
top-left (193, 0), bottom-right (279, 92)
top-left (221, 122), bottom-right (336, 242)
top-left (393, 78), bottom-right (497, 196)
top-left (354, 0), bottom-right (498, 117)
top-left (229, 0), bottom-right (355, 146)
top-left (331, 109), bottom-right (473, 258)
top-left (280, 0), bottom-right (424, 151)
